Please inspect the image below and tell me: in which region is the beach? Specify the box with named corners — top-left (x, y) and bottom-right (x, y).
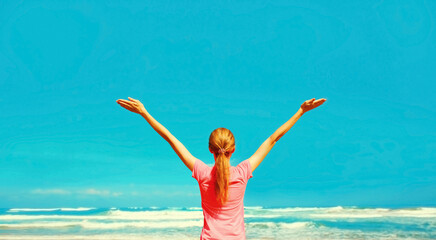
top-left (1, 206), bottom-right (435, 239)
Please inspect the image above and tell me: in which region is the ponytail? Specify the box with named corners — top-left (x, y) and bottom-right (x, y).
top-left (214, 152), bottom-right (230, 205)
top-left (208, 127), bottom-right (235, 206)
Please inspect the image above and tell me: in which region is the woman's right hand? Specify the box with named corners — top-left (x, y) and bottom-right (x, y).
top-left (300, 98), bottom-right (327, 114)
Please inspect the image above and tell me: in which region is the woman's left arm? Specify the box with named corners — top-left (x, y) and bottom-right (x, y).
top-left (116, 97), bottom-right (198, 172)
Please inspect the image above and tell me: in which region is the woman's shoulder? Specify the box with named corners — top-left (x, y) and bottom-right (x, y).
top-left (192, 159), bottom-right (214, 182)
top-left (233, 159), bottom-right (253, 182)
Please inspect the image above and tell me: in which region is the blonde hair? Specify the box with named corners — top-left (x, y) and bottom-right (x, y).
top-left (209, 127), bottom-right (235, 206)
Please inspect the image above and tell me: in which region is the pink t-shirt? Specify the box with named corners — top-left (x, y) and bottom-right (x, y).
top-left (192, 159), bottom-right (253, 240)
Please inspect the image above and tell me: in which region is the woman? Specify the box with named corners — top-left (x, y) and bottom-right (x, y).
top-left (116, 97), bottom-right (326, 239)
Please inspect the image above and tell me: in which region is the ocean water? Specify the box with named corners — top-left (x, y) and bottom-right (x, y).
top-left (0, 206), bottom-right (435, 239)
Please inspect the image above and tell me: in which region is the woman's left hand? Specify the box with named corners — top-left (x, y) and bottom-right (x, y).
top-left (116, 97), bottom-right (146, 115)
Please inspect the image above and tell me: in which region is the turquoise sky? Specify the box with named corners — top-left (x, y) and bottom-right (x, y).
top-left (1, 1), bottom-right (435, 208)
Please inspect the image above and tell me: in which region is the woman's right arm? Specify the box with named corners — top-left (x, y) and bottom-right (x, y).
top-left (247, 98), bottom-right (327, 172)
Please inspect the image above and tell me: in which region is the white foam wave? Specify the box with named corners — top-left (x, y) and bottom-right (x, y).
top-left (7, 208), bottom-right (59, 212)
top-left (247, 221), bottom-right (316, 229)
top-left (0, 234), bottom-right (197, 240)
top-left (187, 207), bottom-right (202, 210)
top-left (108, 209), bottom-right (204, 220)
top-left (2, 207), bottom-right (435, 222)
top-left (1, 220), bottom-right (316, 231)
top-left (245, 214), bottom-right (281, 218)
top-left (7, 208), bottom-right (94, 212)
top-left (0, 220), bottom-right (204, 229)
top-left (309, 207), bottom-right (436, 219)
top-left (0, 209), bottom-right (205, 221)
top-left (264, 207), bottom-right (323, 212)
top-left (60, 208), bottom-right (95, 211)
top-left (0, 212), bottom-right (281, 221)
top-left (244, 206), bottom-right (436, 218)
top-left (0, 212), bottom-right (202, 221)
top-left (280, 221), bottom-right (317, 229)
top-left (0, 219), bottom-right (320, 232)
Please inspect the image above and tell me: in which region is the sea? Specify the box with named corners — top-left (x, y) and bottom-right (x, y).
top-left (0, 206), bottom-right (435, 239)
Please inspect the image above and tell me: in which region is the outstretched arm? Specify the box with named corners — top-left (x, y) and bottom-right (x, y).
top-left (116, 97), bottom-right (198, 172)
top-left (248, 98), bottom-right (327, 172)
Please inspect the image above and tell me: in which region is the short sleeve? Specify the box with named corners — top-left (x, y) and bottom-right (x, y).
top-left (237, 159), bottom-right (253, 182)
top-left (192, 159), bottom-right (209, 183)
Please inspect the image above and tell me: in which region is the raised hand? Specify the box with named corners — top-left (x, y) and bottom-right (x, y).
top-left (116, 97), bottom-right (146, 115)
top-left (300, 98), bottom-right (327, 114)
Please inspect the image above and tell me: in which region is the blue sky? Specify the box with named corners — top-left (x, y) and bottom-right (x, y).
top-left (0, 1), bottom-right (435, 208)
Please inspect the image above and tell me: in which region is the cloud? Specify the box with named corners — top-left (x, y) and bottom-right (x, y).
top-left (29, 186), bottom-right (198, 198)
top-left (30, 188), bottom-right (122, 197)
top-left (80, 188), bottom-right (123, 197)
top-left (31, 189), bottom-right (71, 195)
